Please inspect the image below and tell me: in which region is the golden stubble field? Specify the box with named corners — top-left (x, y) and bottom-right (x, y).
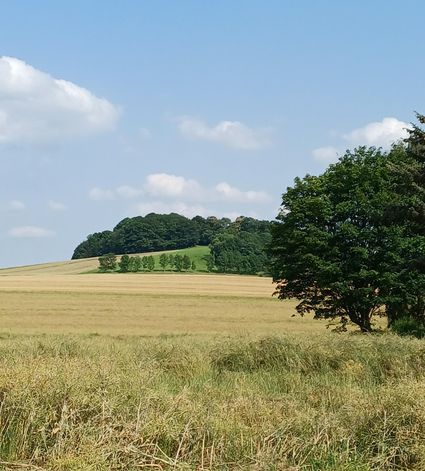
top-left (0, 271), bottom-right (326, 336)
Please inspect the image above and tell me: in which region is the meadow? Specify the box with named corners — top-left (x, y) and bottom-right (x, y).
top-left (0, 257), bottom-right (423, 470)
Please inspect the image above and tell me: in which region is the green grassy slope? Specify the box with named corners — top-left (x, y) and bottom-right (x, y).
top-left (89, 245), bottom-right (211, 273)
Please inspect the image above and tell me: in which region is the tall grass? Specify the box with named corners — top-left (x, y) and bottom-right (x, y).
top-left (0, 333), bottom-right (425, 470)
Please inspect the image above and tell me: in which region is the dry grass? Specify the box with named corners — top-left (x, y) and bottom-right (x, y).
top-left (0, 273), bottom-right (327, 336)
top-left (0, 334), bottom-right (425, 470)
top-left (0, 262), bottom-right (411, 470)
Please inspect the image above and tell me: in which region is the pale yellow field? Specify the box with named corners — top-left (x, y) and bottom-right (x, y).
top-left (0, 268), bottom-right (327, 335)
top-left (0, 249), bottom-right (173, 276)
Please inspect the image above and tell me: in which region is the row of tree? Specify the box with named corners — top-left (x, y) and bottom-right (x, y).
top-left (269, 113), bottom-right (425, 332)
top-left (98, 252), bottom-right (197, 272)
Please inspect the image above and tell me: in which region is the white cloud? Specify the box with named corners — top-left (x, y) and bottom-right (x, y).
top-left (89, 187), bottom-right (115, 201)
top-left (178, 116), bottom-right (270, 150)
top-left (343, 117), bottom-right (410, 148)
top-left (214, 182), bottom-right (270, 203)
top-left (312, 146), bottom-right (339, 163)
top-left (90, 174), bottom-right (272, 213)
top-left (8, 226), bottom-right (55, 238)
top-left (8, 200), bottom-right (26, 211)
top-left (115, 185), bottom-right (144, 199)
top-left (313, 117), bottom-right (412, 163)
top-left (0, 56), bottom-right (119, 144)
top-left (144, 173), bottom-right (201, 198)
top-left (48, 200), bottom-right (67, 211)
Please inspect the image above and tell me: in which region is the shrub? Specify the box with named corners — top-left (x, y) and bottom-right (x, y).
top-left (391, 317), bottom-right (425, 338)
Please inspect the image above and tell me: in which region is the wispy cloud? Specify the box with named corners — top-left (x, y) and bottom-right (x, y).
top-left (214, 182), bottom-right (271, 203)
top-left (88, 187), bottom-right (116, 201)
top-left (48, 201), bottom-right (67, 211)
top-left (8, 200), bottom-right (26, 211)
top-left (8, 226), bottom-right (55, 238)
top-left (177, 116), bottom-right (271, 150)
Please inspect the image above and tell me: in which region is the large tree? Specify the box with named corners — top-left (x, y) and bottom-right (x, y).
top-left (269, 147), bottom-right (410, 332)
top-left (384, 114), bottom-right (425, 324)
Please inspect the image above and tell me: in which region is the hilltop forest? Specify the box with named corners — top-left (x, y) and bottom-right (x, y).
top-left (72, 214), bottom-right (272, 275)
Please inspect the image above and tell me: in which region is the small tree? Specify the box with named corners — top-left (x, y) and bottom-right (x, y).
top-left (168, 254), bottom-right (175, 269)
top-left (98, 253), bottom-right (117, 272)
top-left (142, 256), bottom-right (148, 271)
top-left (118, 254), bottom-right (131, 272)
top-left (159, 253), bottom-right (168, 271)
top-left (174, 254), bottom-right (183, 272)
top-left (147, 255), bottom-right (155, 271)
top-left (182, 255), bottom-right (191, 271)
top-left (131, 255), bottom-right (142, 272)
top-left (203, 254), bottom-right (215, 272)
top-left (191, 260), bottom-right (197, 271)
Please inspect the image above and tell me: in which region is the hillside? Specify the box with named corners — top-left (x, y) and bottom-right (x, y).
top-left (0, 246), bottom-right (210, 276)
top-left (72, 213), bottom-right (272, 275)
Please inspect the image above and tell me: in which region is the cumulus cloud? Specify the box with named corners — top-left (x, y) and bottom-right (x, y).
top-left (214, 182), bottom-right (271, 203)
top-left (313, 117), bottom-right (411, 163)
top-left (144, 173), bottom-right (202, 198)
top-left (48, 200), bottom-right (67, 211)
top-left (90, 174), bottom-right (271, 206)
top-left (8, 226), bottom-right (55, 238)
top-left (312, 146), bottom-right (339, 163)
top-left (89, 187), bottom-right (115, 201)
top-left (343, 117), bottom-right (410, 148)
top-left (178, 116), bottom-right (270, 150)
top-left (0, 56), bottom-right (119, 144)
top-left (8, 200), bottom-right (26, 211)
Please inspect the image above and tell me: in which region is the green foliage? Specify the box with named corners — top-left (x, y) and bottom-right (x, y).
top-left (73, 230), bottom-right (114, 259)
top-left (72, 213), bottom-right (235, 259)
top-left (174, 254), bottom-right (183, 272)
top-left (384, 114), bottom-right (425, 324)
top-left (159, 253), bottom-right (168, 270)
top-left (210, 217), bottom-right (271, 274)
top-left (191, 260), bottom-right (197, 271)
top-left (203, 254), bottom-right (215, 272)
top-left (130, 255), bottom-right (142, 272)
top-left (98, 253), bottom-right (117, 272)
top-left (72, 214), bottom-right (272, 277)
top-left (391, 317), bottom-right (425, 338)
top-left (269, 146), bottom-right (422, 332)
top-left (118, 254), bottom-right (131, 273)
top-left (147, 255), bottom-right (155, 271)
top-left (182, 254), bottom-right (191, 271)
top-left (142, 256), bottom-right (148, 271)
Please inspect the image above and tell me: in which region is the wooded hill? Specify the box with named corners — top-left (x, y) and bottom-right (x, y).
top-left (72, 214), bottom-right (272, 275)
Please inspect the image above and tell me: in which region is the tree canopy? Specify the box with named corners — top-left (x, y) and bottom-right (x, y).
top-left (269, 133), bottom-right (425, 332)
top-left (73, 213), bottom-right (238, 259)
top-left (72, 213), bottom-right (272, 275)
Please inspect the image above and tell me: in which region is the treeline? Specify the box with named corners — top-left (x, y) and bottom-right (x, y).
top-left (73, 214), bottom-right (272, 275)
top-left (72, 213), bottom-right (231, 259)
top-left (99, 253), bottom-right (197, 272)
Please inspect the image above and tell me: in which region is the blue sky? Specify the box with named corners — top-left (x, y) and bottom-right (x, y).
top-left (0, 0), bottom-right (424, 267)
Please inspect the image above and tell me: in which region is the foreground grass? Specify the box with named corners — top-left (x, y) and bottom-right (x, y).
top-left (1, 333), bottom-right (425, 470)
